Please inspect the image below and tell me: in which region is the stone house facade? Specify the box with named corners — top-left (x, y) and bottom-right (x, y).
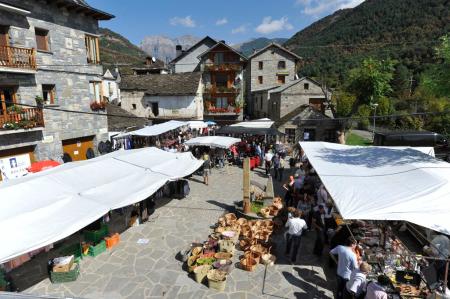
top-left (120, 72), bottom-right (203, 121)
top-left (245, 43), bottom-right (301, 118)
top-left (0, 0), bottom-right (113, 180)
top-left (268, 77), bottom-right (336, 143)
top-left (168, 36), bottom-right (217, 73)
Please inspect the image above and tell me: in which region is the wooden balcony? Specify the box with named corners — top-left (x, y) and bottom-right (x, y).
top-left (0, 108), bottom-right (44, 131)
top-left (0, 45), bottom-right (37, 72)
top-left (203, 63), bottom-right (242, 72)
top-left (204, 86), bottom-right (240, 95)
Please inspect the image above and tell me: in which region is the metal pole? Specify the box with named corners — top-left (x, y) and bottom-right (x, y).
top-left (445, 261), bottom-right (449, 290)
top-left (372, 105), bottom-right (377, 142)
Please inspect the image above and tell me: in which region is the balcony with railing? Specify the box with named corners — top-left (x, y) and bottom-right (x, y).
top-left (0, 107), bottom-right (44, 131)
top-left (202, 63), bottom-right (242, 72)
top-left (0, 45), bottom-right (37, 73)
top-left (204, 85), bottom-right (240, 95)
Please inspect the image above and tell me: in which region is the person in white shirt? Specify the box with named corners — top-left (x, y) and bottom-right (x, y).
top-left (330, 237), bottom-right (359, 299)
top-left (343, 262), bottom-right (372, 299)
top-left (264, 150), bottom-right (274, 175)
top-left (285, 210), bottom-right (308, 263)
top-left (365, 275), bottom-right (391, 299)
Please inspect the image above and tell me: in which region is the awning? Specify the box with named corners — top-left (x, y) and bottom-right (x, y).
top-left (130, 120), bottom-right (187, 137)
top-left (185, 136), bottom-right (241, 149)
top-left (300, 142), bottom-right (450, 235)
top-left (230, 118), bottom-right (274, 129)
top-left (187, 121), bottom-right (208, 130)
top-left (216, 126), bottom-right (283, 136)
top-left (0, 148), bottom-right (203, 263)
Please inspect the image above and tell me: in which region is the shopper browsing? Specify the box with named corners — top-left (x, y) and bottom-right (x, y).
top-left (329, 237), bottom-right (359, 299)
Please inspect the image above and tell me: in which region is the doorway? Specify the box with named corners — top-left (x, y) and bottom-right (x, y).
top-left (0, 87), bottom-right (17, 117)
top-left (303, 128), bottom-right (316, 141)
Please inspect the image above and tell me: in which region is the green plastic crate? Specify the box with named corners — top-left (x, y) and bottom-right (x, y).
top-left (50, 262), bottom-right (80, 284)
top-left (88, 240), bottom-right (106, 257)
top-left (60, 243), bottom-right (83, 262)
top-left (83, 224), bottom-right (109, 244)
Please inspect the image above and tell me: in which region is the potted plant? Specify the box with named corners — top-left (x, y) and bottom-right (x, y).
top-left (6, 105), bottom-right (24, 114)
top-left (35, 95), bottom-right (44, 107)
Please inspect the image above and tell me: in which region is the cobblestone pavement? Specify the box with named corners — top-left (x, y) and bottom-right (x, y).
top-left (25, 166), bottom-right (336, 299)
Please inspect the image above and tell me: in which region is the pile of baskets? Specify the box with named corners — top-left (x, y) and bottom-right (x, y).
top-left (260, 197), bottom-right (283, 218)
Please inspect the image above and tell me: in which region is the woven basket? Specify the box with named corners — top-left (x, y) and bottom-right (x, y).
top-left (187, 255), bottom-right (198, 273)
top-left (194, 265), bottom-right (211, 283)
top-left (224, 213), bottom-right (237, 225)
top-left (191, 246), bottom-right (203, 256)
top-left (236, 218), bottom-right (248, 227)
top-left (214, 252), bottom-right (233, 261)
top-left (218, 240), bottom-right (235, 253)
top-left (240, 257), bottom-right (257, 272)
top-left (244, 251), bottom-right (261, 264)
top-left (207, 270), bottom-right (227, 291)
top-left (261, 254), bottom-right (276, 266)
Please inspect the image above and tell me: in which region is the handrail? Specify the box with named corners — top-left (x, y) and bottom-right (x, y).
top-left (0, 45), bottom-right (37, 70)
top-left (0, 107), bottom-right (44, 130)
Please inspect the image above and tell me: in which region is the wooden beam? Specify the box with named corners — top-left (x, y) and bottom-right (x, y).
top-left (243, 158), bottom-right (251, 214)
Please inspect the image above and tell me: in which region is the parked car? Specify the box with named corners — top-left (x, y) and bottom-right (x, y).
top-left (373, 131), bottom-right (450, 161)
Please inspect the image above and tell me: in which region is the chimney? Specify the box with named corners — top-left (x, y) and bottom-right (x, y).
top-left (220, 40), bottom-right (226, 44)
top-left (176, 45), bottom-right (183, 58)
top-left (145, 56), bottom-right (152, 65)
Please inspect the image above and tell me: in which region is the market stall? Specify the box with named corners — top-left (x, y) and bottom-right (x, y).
top-left (185, 136), bottom-right (241, 149)
top-left (0, 147), bottom-right (203, 264)
top-left (300, 142), bottom-right (450, 297)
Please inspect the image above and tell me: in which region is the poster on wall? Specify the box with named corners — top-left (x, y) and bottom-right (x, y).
top-left (0, 154), bottom-right (31, 181)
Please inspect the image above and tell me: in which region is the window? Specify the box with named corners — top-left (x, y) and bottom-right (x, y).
top-left (215, 97), bottom-right (228, 109)
top-left (278, 61), bottom-right (286, 70)
top-left (258, 61), bottom-right (263, 70)
top-left (285, 128), bottom-right (296, 143)
top-left (258, 76), bottom-right (263, 84)
top-left (214, 53), bottom-right (224, 64)
top-left (277, 75), bottom-right (286, 84)
top-left (132, 104), bottom-right (137, 110)
top-left (35, 28), bottom-right (49, 51)
top-left (215, 73), bottom-right (228, 87)
top-left (151, 102), bottom-right (159, 116)
top-left (304, 83), bottom-right (309, 90)
top-left (309, 98), bottom-right (324, 112)
top-left (85, 35), bottom-right (100, 64)
top-left (89, 81), bottom-right (102, 102)
top-left (42, 84), bottom-right (56, 105)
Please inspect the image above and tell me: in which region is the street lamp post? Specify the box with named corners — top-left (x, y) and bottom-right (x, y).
top-left (371, 103), bottom-right (379, 142)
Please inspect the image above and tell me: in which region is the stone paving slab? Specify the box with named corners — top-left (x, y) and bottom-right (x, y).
top-left (24, 166), bottom-right (336, 299)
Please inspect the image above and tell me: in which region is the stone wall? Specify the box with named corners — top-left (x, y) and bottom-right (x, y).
top-left (172, 40), bottom-right (216, 73)
top-left (0, 1), bottom-right (108, 161)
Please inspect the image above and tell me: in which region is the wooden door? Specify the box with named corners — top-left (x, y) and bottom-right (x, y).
top-left (0, 26), bottom-right (9, 46)
top-left (0, 87), bottom-right (16, 118)
top-left (62, 136), bottom-right (95, 162)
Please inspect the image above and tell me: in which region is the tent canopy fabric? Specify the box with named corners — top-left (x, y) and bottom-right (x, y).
top-left (187, 121), bottom-right (208, 130)
top-left (130, 120), bottom-right (186, 137)
top-left (0, 148), bottom-right (203, 263)
top-left (185, 136), bottom-right (241, 149)
top-left (230, 118), bottom-right (274, 129)
top-left (216, 126), bottom-right (283, 136)
top-left (300, 142), bottom-right (450, 235)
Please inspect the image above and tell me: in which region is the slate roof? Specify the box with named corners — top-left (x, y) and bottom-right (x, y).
top-left (120, 72), bottom-right (201, 96)
top-left (275, 104), bottom-right (333, 128)
top-left (106, 103), bottom-right (148, 132)
top-left (247, 43), bottom-right (302, 60)
top-left (0, 0), bottom-right (114, 20)
top-left (270, 77), bottom-right (326, 93)
top-left (197, 41), bottom-right (248, 61)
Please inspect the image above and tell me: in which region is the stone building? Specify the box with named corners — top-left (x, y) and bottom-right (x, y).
top-left (120, 72), bottom-right (203, 121)
top-left (198, 41), bottom-right (246, 125)
top-left (102, 68), bottom-right (121, 104)
top-left (245, 43), bottom-right (301, 118)
top-left (168, 36), bottom-right (217, 74)
top-left (0, 0), bottom-right (113, 180)
top-left (268, 77), bottom-right (336, 142)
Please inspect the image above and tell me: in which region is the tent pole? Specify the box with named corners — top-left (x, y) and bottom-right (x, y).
top-left (445, 261), bottom-right (449, 289)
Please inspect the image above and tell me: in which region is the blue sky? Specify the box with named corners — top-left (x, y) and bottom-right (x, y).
top-left (89, 0), bottom-right (365, 45)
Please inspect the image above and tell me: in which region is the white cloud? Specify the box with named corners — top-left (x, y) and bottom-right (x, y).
top-left (300, 0), bottom-right (365, 16)
top-left (169, 16), bottom-right (196, 28)
top-left (216, 18), bottom-right (228, 26)
top-left (232, 24), bottom-right (247, 34)
top-left (255, 17), bottom-right (294, 34)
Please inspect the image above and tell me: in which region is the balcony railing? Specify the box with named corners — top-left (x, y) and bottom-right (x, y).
top-left (203, 63), bottom-right (242, 72)
top-left (204, 105), bottom-right (241, 115)
top-left (204, 86), bottom-right (240, 95)
top-left (0, 45), bottom-right (37, 71)
top-left (0, 107), bottom-right (44, 130)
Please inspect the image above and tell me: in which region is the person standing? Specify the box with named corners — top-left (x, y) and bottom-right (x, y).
top-left (283, 176), bottom-right (295, 207)
top-left (312, 204), bottom-right (326, 256)
top-left (330, 237), bottom-right (359, 299)
top-left (285, 209), bottom-right (308, 263)
top-left (278, 156), bottom-right (285, 182)
top-left (255, 143), bottom-right (262, 166)
top-left (264, 150), bottom-right (274, 175)
top-left (272, 153), bottom-right (281, 180)
top-left (343, 262), bottom-right (372, 299)
top-left (202, 152), bottom-right (211, 186)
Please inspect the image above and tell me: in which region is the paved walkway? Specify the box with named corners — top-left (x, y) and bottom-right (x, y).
top-left (25, 166), bottom-right (335, 299)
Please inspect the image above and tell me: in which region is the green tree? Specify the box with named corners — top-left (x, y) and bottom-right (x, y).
top-left (346, 58), bottom-right (396, 108)
top-left (332, 91), bottom-right (357, 117)
top-left (422, 35), bottom-right (450, 98)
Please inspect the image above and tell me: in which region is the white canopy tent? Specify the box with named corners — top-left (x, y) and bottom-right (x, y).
top-left (185, 136), bottom-right (241, 149)
top-left (0, 148), bottom-right (203, 263)
top-left (300, 142), bottom-right (450, 235)
top-left (230, 118), bottom-right (274, 129)
top-left (129, 120), bottom-right (187, 137)
top-left (187, 121), bottom-right (208, 130)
